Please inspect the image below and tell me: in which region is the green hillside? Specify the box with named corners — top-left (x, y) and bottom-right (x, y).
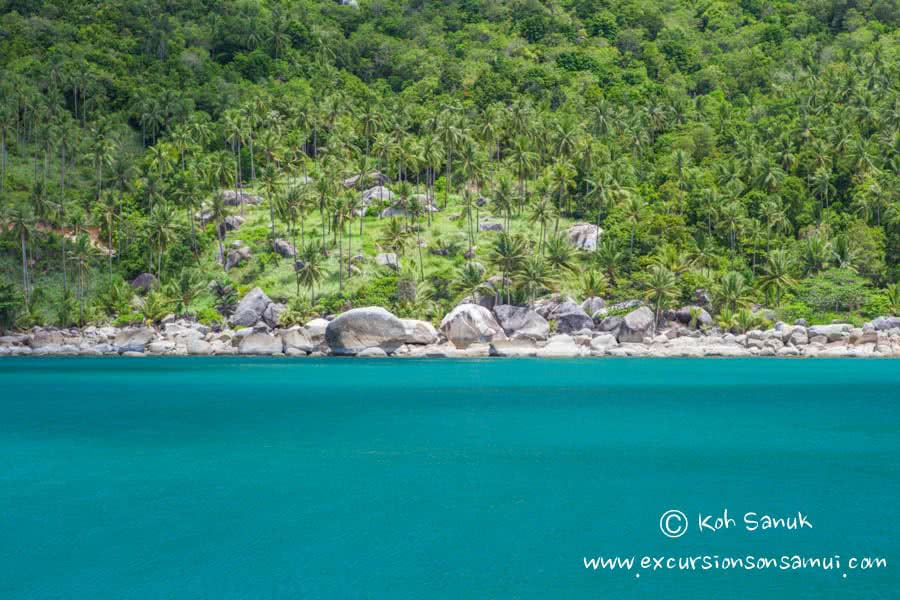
top-left (1, 0), bottom-right (899, 329)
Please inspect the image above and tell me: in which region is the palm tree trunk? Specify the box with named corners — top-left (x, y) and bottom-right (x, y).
top-left (108, 222), bottom-right (113, 286)
top-left (416, 226), bottom-right (423, 281)
top-left (1, 132), bottom-right (5, 192)
top-left (444, 148), bottom-right (451, 209)
top-left (20, 231), bottom-right (29, 306)
top-left (338, 226), bottom-right (343, 291)
top-left (248, 136), bottom-right (256, 181)
top-left (347, 223), bottom-right (353, 279)
top-left (217, 230), bottom-right (225, 268)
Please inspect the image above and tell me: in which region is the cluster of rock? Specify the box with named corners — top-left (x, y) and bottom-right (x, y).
top-left (2, 289), bottom-right (899, 358)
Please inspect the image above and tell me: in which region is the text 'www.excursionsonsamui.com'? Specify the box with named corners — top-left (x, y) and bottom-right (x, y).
top-left (583, 554), bottom-right (887, 577)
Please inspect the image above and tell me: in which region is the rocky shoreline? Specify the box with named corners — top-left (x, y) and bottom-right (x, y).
top-left (2, 287), bottom-right (899, 358)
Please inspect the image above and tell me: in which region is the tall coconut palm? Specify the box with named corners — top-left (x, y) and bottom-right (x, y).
top-left (594, 237), bottom-right (625, 284)
top-left (544, 234), bottom-right (576, 274)
top-left (261, 164), bottom-right (282, 253)
top-left (622, 193), bottom-right (645, 257)
top-left (4, 204), bottom-right (35, 306)
top-left (295, 243), bottom-right (325, 301)
top-left (518, 255), bottom-right (556, 303)
top-left (509, 136), bottom-right (538, 210)
top-left (549, 159), bottom-right (576, 233)
top-left (208, 192), bottom-right (229, 267)
top-left (147, 203), bottom-right (178, 278)
top-left (759, 248), bottom-right (797, 306)
top-left (642, 265), bottom-right (679, 330)
top-left (452, 261), bottom-right (487, 303)
top-left (528, 186), bottom-right (556, 254)
top-left (223, 109), bottom-right (246, 215)
top-left (67, 233), bottom-right (96, 325)
top-left (715, 271), bottom-right (753, 312)
top-left (436, 105), bottom-right (464, 208)
top-left (96, 190), bottom-right (118, 285)
top-left (718, 200), bottom-right (747, 265)
top-left (492, 173), bottom-right (516, 230)
top-left (489, 232), bottom-right (528, 304)
top-left (458, 139), bottom-right (483, 242)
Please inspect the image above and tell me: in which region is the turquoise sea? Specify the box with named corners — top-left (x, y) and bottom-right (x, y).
top-left (0, 358), bottom-right (897, 599)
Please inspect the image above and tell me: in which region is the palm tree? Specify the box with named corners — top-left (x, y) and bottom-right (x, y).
top-left (810, 166), bottom-right (836, 217)
top-left (544, 234), bottom-right (576, 273)
top-left (208, 192), bottom-right (229, 267)
top-left (622, 194), bottom-right (645, 257)
top-left (436, 105), bottom-right (464, 209)
top-left (489, 232), bottom-right (528, 303)
top-left (67, 233), bottom-right (96, 324)
top-left (331, 191), bottom-right (354, 291)
top-left (642, 265), bottom-right (679, 330)
top-left (380, 218), bottom-right (408, 255)
top-left (492, 173), bottom-right (516, 230)
top-left (548, 159), bottom-right (576, 232)
top-left (96, 191), bottom-right (118, 285)
top-left (5, 204), bottom-right (35, 306)
top-left (452, 261), bottom-right (487, 303)
top-left (147, 203), bottom-right (178, 278)
top-left (580, 270), bottom-right (608, 299)
top-left (0, 103), bottom-right (12, 192)
top-left (759, 248), bottom-right (797, 306)
top-left (671, 149), bottom-right (690, 213)
top-left (509, 136), bottom-right (538, 210)
top-left (167, 269), bottom-right (203, 316)
top-left (458, 139), bottom-right (483, 244)
top-left (223, 109), bottom-right (246, 214)
top-left (406, 194), bottom-right (426, 281)
top-left (759, 197), bottom-right (789, 252)
top-left (295, 243), bottom-right (325, 301)
top-left (261, 156), bottom-right (283, 252)
top-left (719, 200), bottom-right (747, 265)
top-left (886, 283), bottom-right (900, 315)
top-left (594, 237), bottom-right (625, 284)
top-left (518, 255), bottom-right (556, 303)
top-left (528, 187), bottom-right (556, 253)
top-left (800, 234), bottom-right (831, 276)
top-left (715, 271), bottom-right (753, 312)
top-left (86, 125), bottom-right (115, 203)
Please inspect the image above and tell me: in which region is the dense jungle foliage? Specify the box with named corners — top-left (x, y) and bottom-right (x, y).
top-left (1, 0), bottom-right (899, 329)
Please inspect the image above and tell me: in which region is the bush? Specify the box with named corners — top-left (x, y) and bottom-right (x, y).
top-left (799, 268), bottom-right (869, 314)
top-left (0, 279), bottom-right (21, 329)
top-left (196, 307), bottom-right (223, 326)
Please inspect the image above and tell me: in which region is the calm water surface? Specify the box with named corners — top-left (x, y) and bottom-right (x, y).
top-left (0, 358), bottom-right (897, 599)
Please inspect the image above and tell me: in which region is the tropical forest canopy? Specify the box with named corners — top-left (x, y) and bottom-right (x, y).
top-left (0, 0), bottom-right (899, 329)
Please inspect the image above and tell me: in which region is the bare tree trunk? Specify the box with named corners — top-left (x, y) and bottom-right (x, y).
top-left (20, 231), bottom-right (29, 306)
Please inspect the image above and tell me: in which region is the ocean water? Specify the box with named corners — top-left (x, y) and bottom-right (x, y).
top-left (0, 357), bottom-right (897, 599)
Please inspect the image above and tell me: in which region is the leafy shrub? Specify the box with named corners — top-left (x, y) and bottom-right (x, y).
top-left (799, 268), bottom-right (869, 313)
top-left (0, 279), bottom-right (21, 329)
top-left (196, 307), bottom-right (223, 326)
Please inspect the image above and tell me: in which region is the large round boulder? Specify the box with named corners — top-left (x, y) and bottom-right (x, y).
top-left (114, 327), bottom-right (156, 353)
top-left (673, 305), bottom-right (713, 328)
top-left (238, 333), bottom-right (284, 355)
top-left (230, 287), bottom-right (272, 327)
top-left (617, 306), bottom-right (656, 343)
top-left (493, 305), bottom-right (549, 341)
top-left (551, 301), bottom-right (594, 334)
top-left (566, 223), bottom-right (601, 251)
top-left (401, 319), bottom-right (439, 345)
top-left (130, 273), bottom-right (156, 293)
top-left (440, 303), bottom-right (507, 348)
top-left (581, 297), bottom-right (606, 317)
top-left (325, 307), bottom-right (407, 355)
